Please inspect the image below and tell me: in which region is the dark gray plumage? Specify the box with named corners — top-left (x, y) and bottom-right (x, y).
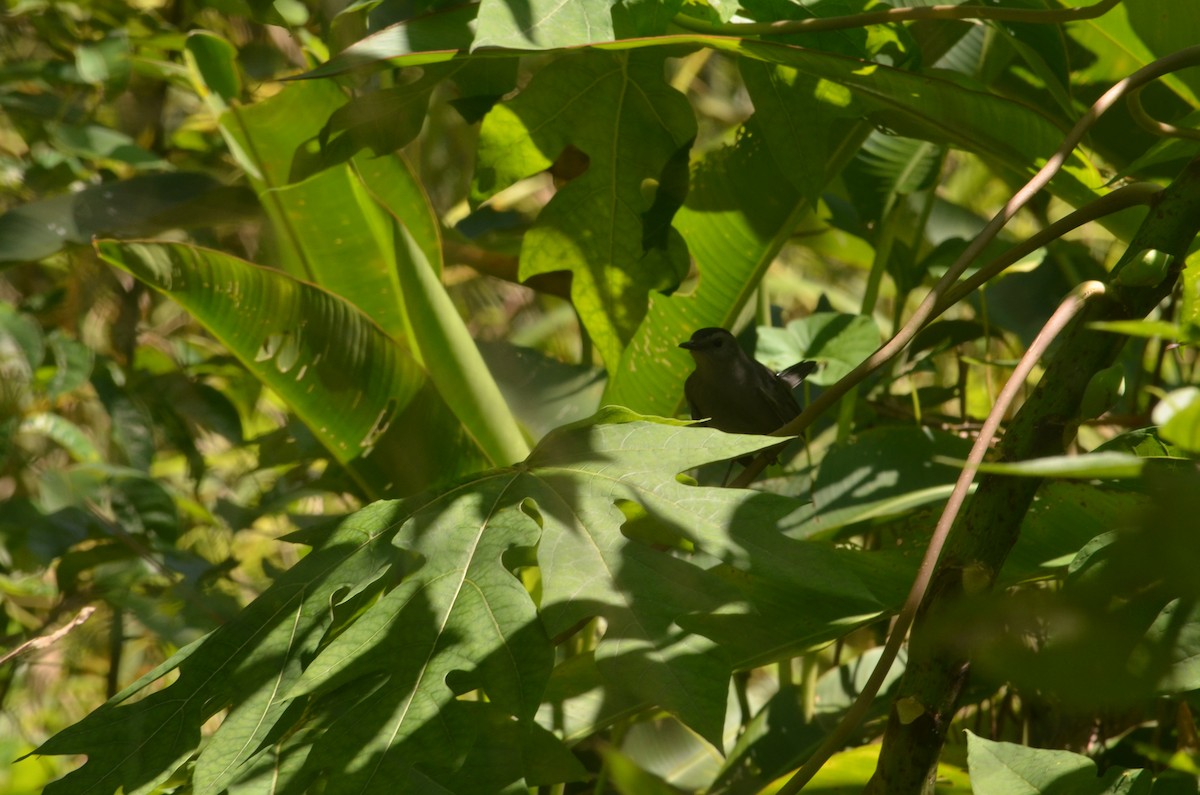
top-left (679, 327), bottom-right (816, 436)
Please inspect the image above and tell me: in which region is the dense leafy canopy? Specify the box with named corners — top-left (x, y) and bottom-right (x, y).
top-left (1, 0), bottom-right (1199, 793)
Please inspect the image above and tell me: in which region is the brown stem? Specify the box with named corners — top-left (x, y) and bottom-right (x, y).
top-left (777, 281), bottom-right (1107, 795)
top-left (672, 0), bottom-right (1120, 37)
top-left (730, 45), bottom-right (1200, 489)
top-left (865, 155), bottom-right (1200, 793)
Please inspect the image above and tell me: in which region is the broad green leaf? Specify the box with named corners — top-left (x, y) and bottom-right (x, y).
top-left (535, 650), bottom-right (646, 744)
top-left (244, 148), bottom-right (444, 374)
top-left (843, 131), bottom-right (944, 226)
top-left (298, 3), bottom-right (480, 79)
top-left (204, 76), bottom-right (513, 476)
top-left (283, 469), bottom-right (553, 793)
top-left (523, 410), bottom-right (890, 738)
top-left (473, 0), bottom-right (616, 50)
top-left (39, 410), bottom-right (898, 792)
top-left (603, 115), bottom-right (866, 415)
top-left (95, 240), bottom-right (485, 497)
top-left (1070, 0), bottom-right (1200, 107)
top-left (736, 40), bottom-right (1106, 209)
top-left (795, 425), bottom-right (972, 538)
top-left (266, 157), bottom-right (421, 342)
top-left (1005, 482), bottom-right (1152, 585)
top-left (605, 744), bottom-right (686, 795)
top-left (1124, 0), bottom-right (1200, 104)
top-left (39, 502), bottom-right (409, 795)
top-left (298, 75), bottom-right (440, 179)
top-left (1156, 388), bottom-right (1200, 454)
top-left (1079, 363), bottom-right (1125, 421)
top-left (473, 49), bottom-right (696, 367)
top-left (352, 152), bottom-right (446, 327)
top-left (184, 31), bottom-right (240, 106)
top-left (966, 731), bottom-right (1150, 795)
top-left (1088, 318), bottom-right (1192, 341)
top-left (739, 58), bottom-right (865, 202)
top-left (388, 220), bottom-right (530, 465)
top-left (1143, 599), bottom-right (1200, 694)
top-left (789, 743), bottom-right (971, 793)
top-left (479, 341), bottom-right (606, 441)
top-left (303, 31), bottom-right (1106, 209)
top-left (218, 79), bottom-right (350, 274)
top-left (756, 313), bottom-right (882, 385)
top-left (616, 713), bottom-right (724, 790)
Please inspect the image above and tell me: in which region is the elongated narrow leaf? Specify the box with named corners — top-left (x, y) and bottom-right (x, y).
top-left (939, 451), bottom-right (1148, 479)
top-left (95, 240), bottom-right (484, 497)
top-left (388, 219), bottom-right (530, 465)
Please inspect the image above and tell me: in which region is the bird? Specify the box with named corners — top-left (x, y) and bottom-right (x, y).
top-left (679, 327), bottom-right (817, 444)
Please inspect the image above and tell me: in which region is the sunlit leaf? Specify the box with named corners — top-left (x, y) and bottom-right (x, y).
top-left (966, 731), bottom-right (1150, 795)
top-left (38, 410), bottom-right (901, 792)
top-left (95, 240), bottom-right (485, 497)
top-left (474, 49), bottom-right (696, 367)
top-left (473, 0), bottom-right (615, 49)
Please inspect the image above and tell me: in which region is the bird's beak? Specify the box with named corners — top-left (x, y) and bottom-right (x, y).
top-left (679, 340), bottom-right (697, 350)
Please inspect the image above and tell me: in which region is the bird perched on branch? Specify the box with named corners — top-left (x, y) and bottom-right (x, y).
top-left (679, 327), bottom-right (817, 451)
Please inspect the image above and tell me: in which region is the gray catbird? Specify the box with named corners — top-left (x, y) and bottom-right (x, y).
top-left (679, 327), bottom-right (817, 443)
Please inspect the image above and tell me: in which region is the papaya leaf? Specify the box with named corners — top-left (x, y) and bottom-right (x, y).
top-left (38, 410), bottom-right (899, 793)
top-left (37, 502), bottom-right (409, 795)
top-left (473, 0), bottom-right (616, 50)
top-left (472, 49), bottom-right (696, 367)
top-left (603, 116), bottom-right (869, 415)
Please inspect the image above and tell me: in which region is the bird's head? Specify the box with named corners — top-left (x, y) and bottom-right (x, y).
top-left (679, 327), bottom-right (741, 365)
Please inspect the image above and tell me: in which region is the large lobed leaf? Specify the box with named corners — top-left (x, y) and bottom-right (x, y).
top-left (473, 49), bottom-right (697, 368)
top-left (36, 409), bottom-right (898, 793)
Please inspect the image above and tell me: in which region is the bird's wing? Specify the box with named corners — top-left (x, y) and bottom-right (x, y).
top-left (754, 365), bottom-right (802, 428)
top-left (777, 360), bottom-right (818, 389)
top-left (683, 376), bottom-right (706, 422)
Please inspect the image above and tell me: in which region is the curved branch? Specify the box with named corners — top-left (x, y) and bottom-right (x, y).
top-left (1127, 84), bottom-right (1200, 141)
top-left (672, 0), bottom-right (1120, 37)
top-left (730, 44), bottom-right (1200, 489)
top-left (775, 280), bottom-right (1108, 795)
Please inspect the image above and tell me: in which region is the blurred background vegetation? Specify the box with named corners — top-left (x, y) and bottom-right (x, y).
top-left (2, 0), bottom-right (1199, 792)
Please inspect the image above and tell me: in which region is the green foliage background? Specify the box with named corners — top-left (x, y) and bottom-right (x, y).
top-left (1, 0), bottom-right (1199, 792)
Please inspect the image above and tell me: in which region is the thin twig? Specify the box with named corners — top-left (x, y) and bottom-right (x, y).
top-left (1127, 84), bottom-right (1200, 141)
top-left (731, 45), bottom-right (1200, 489)
top-left (0, 606), bottom-right (97, 666)
top-left (777, 281), bottom-right (1107, 794)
